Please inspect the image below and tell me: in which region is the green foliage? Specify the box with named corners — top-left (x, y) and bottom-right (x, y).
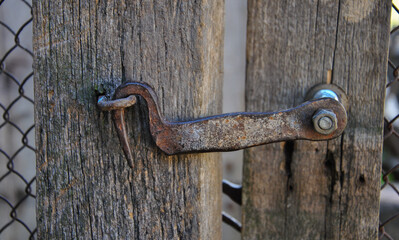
top-left (381, 173), bottom-right (395, 185)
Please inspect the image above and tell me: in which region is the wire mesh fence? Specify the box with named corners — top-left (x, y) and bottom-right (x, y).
top-left (0, 1), bottom-right (398, 240)
top-left (0, 0), bottom-right (36, 239)
top-left (380, 3), bottom-right (399, 239)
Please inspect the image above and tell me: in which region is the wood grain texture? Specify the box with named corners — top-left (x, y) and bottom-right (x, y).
top-left (33, 1), bottom-right (224, 239)
top-left (243, 0), bottom-right (390, 239)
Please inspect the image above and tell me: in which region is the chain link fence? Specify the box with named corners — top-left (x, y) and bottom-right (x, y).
top-left (0, 1), bottom-right (398, 240)
top-left (0, 0), bottom-right (36, 239)
top-left (380, 3), bottom-right (399, 239)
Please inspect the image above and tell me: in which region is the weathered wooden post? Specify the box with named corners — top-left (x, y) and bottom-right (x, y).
top-left (33, 1), bottom-right (224, 239)
top-left (243, 1), bottom-right (391, 239)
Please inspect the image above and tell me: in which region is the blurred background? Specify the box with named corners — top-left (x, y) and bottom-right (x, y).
top-left (221, 1), bottom-right (245, 239)
top-left (0, 0), bottom-right (398, 239)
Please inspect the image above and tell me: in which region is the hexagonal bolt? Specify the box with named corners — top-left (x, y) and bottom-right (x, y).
top-left (312, 109), bottom-right (338, 135)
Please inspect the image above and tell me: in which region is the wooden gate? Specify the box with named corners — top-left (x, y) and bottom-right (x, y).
top-left (33, 1), bottom-right (391, 239)
top-left (243, 1), bottom-right (391, 239)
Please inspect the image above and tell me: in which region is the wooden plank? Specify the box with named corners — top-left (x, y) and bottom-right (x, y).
top-left (33, 1), bottom-right (224, 239)
top-left (243, 1), bottom-right (391, 239)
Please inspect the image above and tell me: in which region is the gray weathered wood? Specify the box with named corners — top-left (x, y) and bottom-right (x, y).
top-left (33, 1), bottom-right (224, 239)
top-left (243, 1), bottom-right (391, 239)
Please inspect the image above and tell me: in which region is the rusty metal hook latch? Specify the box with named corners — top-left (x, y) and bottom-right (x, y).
top-left (98, 82), bottom-right (347, 168)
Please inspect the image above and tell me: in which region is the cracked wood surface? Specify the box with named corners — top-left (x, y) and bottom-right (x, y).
top-left (33, 1), bottom-right (223, 239)
top-left (243, 1), bottom-right (390, 239)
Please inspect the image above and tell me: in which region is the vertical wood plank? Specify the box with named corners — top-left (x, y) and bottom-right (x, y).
top-left (243, 1), bottom-right (390, 239)
top-left (33, 0), bottom-right (224, 239)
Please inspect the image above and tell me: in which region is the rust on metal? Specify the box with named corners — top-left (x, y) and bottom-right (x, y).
top-left (97, 95), bottom-right (137, 111)
top-left (107, 82), bottom-right (347, 168)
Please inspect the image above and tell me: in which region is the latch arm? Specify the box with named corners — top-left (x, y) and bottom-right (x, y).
top-left (98, 82), bottom-right (347, 168)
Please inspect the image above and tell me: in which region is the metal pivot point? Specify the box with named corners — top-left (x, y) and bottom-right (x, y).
top-left (312, 109), bottom-right (338, 135)
top-left (98, 82), bottom-right (348, 168)
top-left (306, 84), bottom-right (348, 135)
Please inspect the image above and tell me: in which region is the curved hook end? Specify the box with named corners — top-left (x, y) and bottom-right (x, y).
top-left (113, 109), bottom-right (134, 168)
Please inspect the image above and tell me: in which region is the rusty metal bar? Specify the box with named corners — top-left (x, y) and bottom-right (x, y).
top-left (103, 82), bottom-right (347, 168)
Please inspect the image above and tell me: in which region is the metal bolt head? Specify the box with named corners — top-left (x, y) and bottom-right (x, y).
top-left (312, 109), bottom-right (338, 135)
top-left (318, 116), bottom-right (333, 130)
